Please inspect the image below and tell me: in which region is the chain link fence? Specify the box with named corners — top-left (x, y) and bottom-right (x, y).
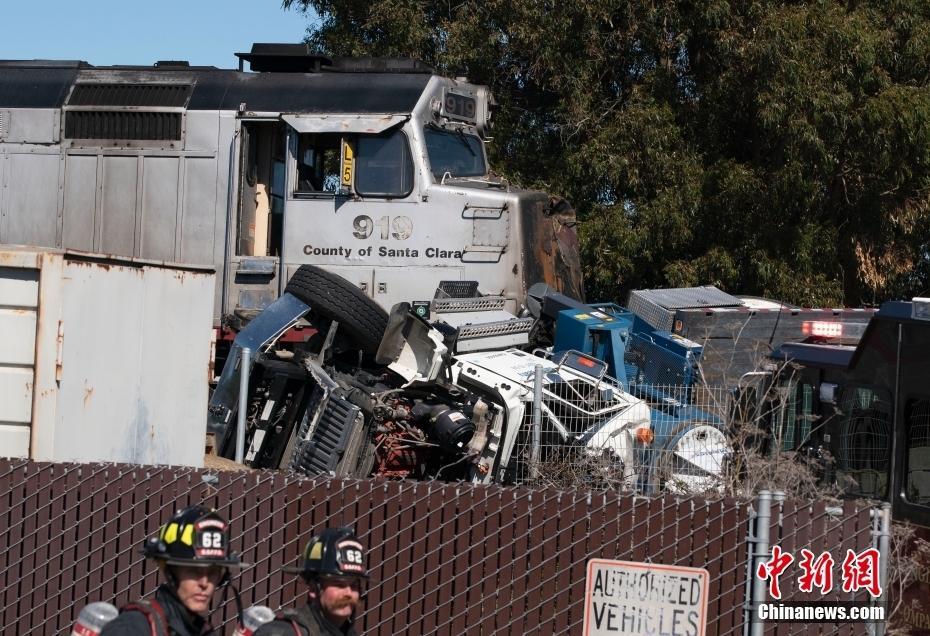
top-left (511, 373), bottom-right (735, 496)
top-left (507, 366), bottom-right (893, 505)
top-left (0, 458), bottom-right (879, 635)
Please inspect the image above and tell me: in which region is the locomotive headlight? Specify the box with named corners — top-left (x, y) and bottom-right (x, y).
top-left (430, 97), bottom-right (442, 118)
top-left (474, 85), bottom-right (495, 136)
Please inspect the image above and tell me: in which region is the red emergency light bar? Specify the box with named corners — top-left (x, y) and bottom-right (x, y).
top-left (801, 321), bottom-right (843, 338)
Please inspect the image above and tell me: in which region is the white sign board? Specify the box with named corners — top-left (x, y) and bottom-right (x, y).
top-left (582, 559), bottom-right (710, 636)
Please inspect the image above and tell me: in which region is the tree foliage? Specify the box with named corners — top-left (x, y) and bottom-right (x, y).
top-left (283, 0), bottom-right (930, 305)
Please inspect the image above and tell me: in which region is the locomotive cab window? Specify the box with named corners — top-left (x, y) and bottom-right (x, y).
top-left (355, 129), bottom-right (413, 197)
top-left (295, 133), bottom-right (342, 194)
top-left (293, 129), bottom-right (413, 198)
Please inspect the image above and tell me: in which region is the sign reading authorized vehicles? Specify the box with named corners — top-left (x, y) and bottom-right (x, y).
top-left (583, 559), bottom-right (709, 636)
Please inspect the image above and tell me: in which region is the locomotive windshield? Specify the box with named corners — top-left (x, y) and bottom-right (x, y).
top-left (423, 126), bottom-right (487, 179)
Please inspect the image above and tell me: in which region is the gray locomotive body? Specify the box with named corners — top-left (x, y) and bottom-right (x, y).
top-left (0, 45), bottom-right (581, 328)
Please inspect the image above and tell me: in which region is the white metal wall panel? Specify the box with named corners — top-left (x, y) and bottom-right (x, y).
top-left (48, 257), bottom-right (213, 466)
top-left (6, 153), bottom-right (60, 247)
top-left (0, 266), bottom-right (39, 305)
top-left (62, 155), bottom-right (99, 251)
top-left (100, 156), bottom-right (139, 255)
top-left (54, 261), bottom-right (146, 462)
top-left (0, 264), bottom-right (38, 457)
top-left (0, 368), bottom-right (33, 424)
top-left (136, 265), bottom-right (213, 466)
top-left (0, 310), bottom-right (37, 365)
top-left (0, 422), bottom-right (29, 457)
top-left (140, 156), bottom-right (180, 261)
top-left (180, 157), bottom-right (218, 264)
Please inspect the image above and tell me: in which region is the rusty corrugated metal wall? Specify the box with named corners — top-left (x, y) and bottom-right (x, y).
top-left (0, 459), bottom-right (873, 634)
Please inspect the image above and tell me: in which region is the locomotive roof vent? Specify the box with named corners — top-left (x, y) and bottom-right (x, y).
top-left (235, 43), bottom-right (432, 74)
top-left (67, 83), bottom-right (193, 108)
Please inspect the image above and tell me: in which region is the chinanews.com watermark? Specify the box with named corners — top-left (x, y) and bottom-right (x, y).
top-left (754, 545), bottom-right (885, 624)
top-left (756, 602), bottom-right (884, 623)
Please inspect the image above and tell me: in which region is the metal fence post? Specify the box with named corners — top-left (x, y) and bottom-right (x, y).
top-left (743, 504), bottom-right (758, 636)
top-left (747, 490), bottom-right (773, 636)
top-left (530, 364), bottom-right (542, 478)
top-left (235, 347), bottom-right (252, 464)
top-left (873, 503), bottom-right (892, 636)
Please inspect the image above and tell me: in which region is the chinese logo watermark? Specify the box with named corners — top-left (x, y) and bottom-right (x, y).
top-left (756, 546), bottom-right (882, 599)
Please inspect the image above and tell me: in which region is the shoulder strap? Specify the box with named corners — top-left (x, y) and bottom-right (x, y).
top-left (277, 609), bottom-right (309, 636)
top-left (122, 599), bottom-right (170, 636)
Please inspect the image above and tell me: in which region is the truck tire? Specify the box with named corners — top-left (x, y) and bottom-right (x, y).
top-left (285, 265), bottom-right (388, 355)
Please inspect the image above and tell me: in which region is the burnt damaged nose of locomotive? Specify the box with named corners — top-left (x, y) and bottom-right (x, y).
top-left (516, 191), bottom-right (585, 302)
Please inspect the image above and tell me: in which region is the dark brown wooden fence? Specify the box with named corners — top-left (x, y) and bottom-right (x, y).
top-left (0, 459), bottom-right (873, 634)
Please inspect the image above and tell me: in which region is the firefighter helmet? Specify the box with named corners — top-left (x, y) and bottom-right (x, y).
top-left (284, 527), bottom-right (368, 580)
top-left (142, 505), bottom-right (242, 568)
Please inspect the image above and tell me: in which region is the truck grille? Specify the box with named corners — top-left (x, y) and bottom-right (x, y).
top-left (289, 393), bottom-right (360, 475)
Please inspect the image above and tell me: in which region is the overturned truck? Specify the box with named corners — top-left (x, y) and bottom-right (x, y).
top-left (208, 268), bottom-right (732, 493)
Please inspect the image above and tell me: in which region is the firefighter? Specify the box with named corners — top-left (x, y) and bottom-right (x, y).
top-left (101, 505), bottom-right (243, 636)
top-left (255, 527), bottom-right (367, 636)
